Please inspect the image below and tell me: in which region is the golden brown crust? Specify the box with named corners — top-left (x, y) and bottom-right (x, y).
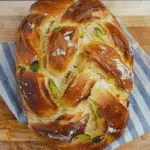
top-left (62, 0), bottom-right (107, 23)
top-left (105, 22), bottom-right (133, 64)
top-left (30, 114), bottom-right (89, 142)
top-left (16, 71), bottom-right (57, 117)
top-left (16, 0), bottom-right (134, 149)
top-left (85, 42), bottom-right (133, 92)
top-left (97, 93), bottom-right (129, 131)
top-left (17, 14), bottom-right (45, 65)
top-left (46, 26), bottom-right (78, 72)
top-left (30, 0), bottom-right (75, 16)
top-left (61, 74), bottom-right (95, 107)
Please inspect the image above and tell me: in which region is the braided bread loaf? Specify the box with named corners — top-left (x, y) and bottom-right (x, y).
top-left (16, 0), bottom-right (133, 149)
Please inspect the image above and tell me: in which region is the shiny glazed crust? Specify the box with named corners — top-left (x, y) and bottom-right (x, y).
top-left (16, 0), bottom-right (134, 149)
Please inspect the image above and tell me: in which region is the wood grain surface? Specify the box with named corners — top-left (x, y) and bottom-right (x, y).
top-left (0, 1), bottom-right (150, 150)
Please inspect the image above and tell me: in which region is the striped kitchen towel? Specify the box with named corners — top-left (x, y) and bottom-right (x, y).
top-left (0, 26), bottom-right (150, 149)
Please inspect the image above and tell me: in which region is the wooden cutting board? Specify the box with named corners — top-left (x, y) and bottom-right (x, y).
top-left (0, 1), bottom-right (150, 150)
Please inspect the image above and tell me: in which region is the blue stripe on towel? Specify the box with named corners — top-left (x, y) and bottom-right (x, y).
top-left (118, 137), bottom-right (126, 145)
top-left (128, 119), bottom-right (138, 139)
top-left (131, 45), bottom-right (150, 79)
top-left (105, 145), bottom-right (112, 150)
top-left (130, 94), bottom-right (150, 132)
top-left (1, 43), bottom-right (15, 74)
top-left (0, 63), bottom-right (23, 118)
top-left (134, 73), bottom-right (150, 110)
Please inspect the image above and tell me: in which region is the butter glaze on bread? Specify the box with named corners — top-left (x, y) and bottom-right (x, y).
top-left (16, 0), bottom-right (133, 149)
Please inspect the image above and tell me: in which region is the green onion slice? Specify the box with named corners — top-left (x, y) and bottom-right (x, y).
top-left (30, 60), bottom-right (39, 72)
top-left (20, 67), bottom-right (26, 75)
top-left (94, 27), bottom-right (106, 37)
top-left (55, 26), bottom-right (61, 30)
top-left (75, 134), bottom-right (91, 140)
top-left (49, 78), bottom-right (59, 99)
